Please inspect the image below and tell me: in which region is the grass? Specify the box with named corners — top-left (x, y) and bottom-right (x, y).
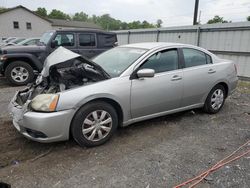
top-left (237, 80), bottom-right (250, 94)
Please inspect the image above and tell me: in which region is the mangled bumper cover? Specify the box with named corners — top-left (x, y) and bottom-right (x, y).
top-left (9, 92), bottom-right (75, 143)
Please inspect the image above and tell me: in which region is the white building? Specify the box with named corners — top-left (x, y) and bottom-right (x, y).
top-left (0, 5), bottom-right (101, 38)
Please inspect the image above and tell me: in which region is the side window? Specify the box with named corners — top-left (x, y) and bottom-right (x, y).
top-left (26, 39), bottom-right (37, 45)
top-left (26, 22), bottom-right (32, 30)
top-left (182, 48), bottom-right (207, 68)
top-left (206, 54), bottom-right (213, 64)
top-left (97, 34), bottom-right (117, 47)
top-left (54, 33), bottom-right (74, 46)
top-left (140, 49), bottom-right (178, 73)
top-left (13, 21), bottom-right (19, 29)
top-left (79, 34), bottom-right (96, 46)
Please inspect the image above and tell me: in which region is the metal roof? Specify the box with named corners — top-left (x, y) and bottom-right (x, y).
top-left (49, 19), bottom-right (101, 29)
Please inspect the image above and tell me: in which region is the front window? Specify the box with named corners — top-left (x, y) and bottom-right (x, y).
top-left (140, 49), bottom-right (179, 73)
top-left (54, 33), bottom-right (74, 46)
top-left (40, 31), bottom-right (54, 45)
top-left (93, 47), bottom-right (146, 77)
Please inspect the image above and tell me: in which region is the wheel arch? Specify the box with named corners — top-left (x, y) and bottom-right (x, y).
top-left (69, 97), bottom-right (124, 138)
top-left (203, 81), bottom-right (229, 103)
top-left (3, 54), bottom-right (42, 74)
top-left (217, 82), bottom-right (229, 98)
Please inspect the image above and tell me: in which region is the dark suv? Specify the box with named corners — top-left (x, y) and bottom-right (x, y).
top-left (0, 29), bottom-right (117, 85)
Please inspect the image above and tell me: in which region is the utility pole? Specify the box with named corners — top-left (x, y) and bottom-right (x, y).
top-left (198, 10), bottom-right (202, 24)
top-left (193, 0), bottom-right (199, 25)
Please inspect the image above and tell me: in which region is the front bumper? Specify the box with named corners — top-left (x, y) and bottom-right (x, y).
top-left (9, 92), bottom-right (75, 143)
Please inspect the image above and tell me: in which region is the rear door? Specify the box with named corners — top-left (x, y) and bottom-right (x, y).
top-left (77, 33), bottom-right (98, 58)
top-left (180, 48), bottom-right (218, 107)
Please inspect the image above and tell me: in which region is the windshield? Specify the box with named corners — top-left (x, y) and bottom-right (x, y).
top-left (40, 31), bottom-right (54, 45)
top-left (5, 38), bottom-right (16, 43)
top-left (13, 38), bottom-right (25, 44)
top-left (93, 47), bottom-right (146, 77)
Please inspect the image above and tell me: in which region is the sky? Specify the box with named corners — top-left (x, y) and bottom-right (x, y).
top-left (1, 0), bottom-right (250, 27)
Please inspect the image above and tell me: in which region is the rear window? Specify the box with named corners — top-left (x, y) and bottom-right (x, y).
top-left (79, 34), bottom-right (96, 46)
top-left (97, 33), bottom-right (117, 47)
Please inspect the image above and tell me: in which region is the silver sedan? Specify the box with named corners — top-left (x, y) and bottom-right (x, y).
top-left (9, 43), bottom-right (238, 147)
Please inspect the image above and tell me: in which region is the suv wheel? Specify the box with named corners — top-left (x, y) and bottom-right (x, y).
top-left (5, 61), bottom-right (34, 85)
top-left (71, 101), bottom-right (118, 147)
top-left (203, 84), bottom-right (226, 114)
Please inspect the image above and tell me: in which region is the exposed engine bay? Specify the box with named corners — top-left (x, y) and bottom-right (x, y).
top-left (16, 47), bottom-right (110, 105)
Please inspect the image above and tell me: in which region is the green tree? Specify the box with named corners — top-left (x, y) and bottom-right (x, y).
top-left (247, 16), bottom-right (250, 21)
top-left (127, 21), bottom-right (141, 29)
top-left (207, 15), bottom-right (230, 24)
top-left (73, 12), bottom-right (88, 21)
top-left (94, 14), bottom-right (122, 30)
top-left (120, 22), bottom-right (128, 30)
top-left (35, 7), bottom-right (47, 17)
top-left (48, 9), bottom-right (71, 20)
top-left (141, 20), bottom-right (155, 28)
top-left (0, 7), bottom-right (7, 13)
top-left (156, 19), bottom-right (163, 28)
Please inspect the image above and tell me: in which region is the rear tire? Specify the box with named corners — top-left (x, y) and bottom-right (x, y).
top-left (5, 61), bottom-right (34, 86)
top-left (71, 101), bottom-right (118, 147)
top-left (203, 84), bottom-right (226, 114)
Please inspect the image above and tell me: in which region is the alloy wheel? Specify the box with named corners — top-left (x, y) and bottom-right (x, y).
top-left (211, 89), bottom-right (224, 110)
top-left (11, 66), bottom-right (29, 83)
top-left (82, 110), bottom-right (112, 142)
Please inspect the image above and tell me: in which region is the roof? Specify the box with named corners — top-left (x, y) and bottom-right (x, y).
top-left (0, 5), bottom-right (52, 23)
top-left (0, 5), bottom-right (101, 30)
top-left (120, 42), bottom-right (216, 58)
top-left (50, 28), bottom-right (115, 34)
top-left (49, 19), bottom-right (102, 29)
top-left (121, 42), bottom-right (185, 50)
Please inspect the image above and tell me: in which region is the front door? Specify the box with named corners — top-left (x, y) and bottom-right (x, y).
top-left (52, 32), bottom-right (78, 53)
top-left (130, 48), bottom-right (183, 119)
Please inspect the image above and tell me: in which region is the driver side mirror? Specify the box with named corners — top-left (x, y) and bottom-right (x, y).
top-left (137, 68), bottom-right (155, 78)
top-left (51, 40), bottom-right (58, 48)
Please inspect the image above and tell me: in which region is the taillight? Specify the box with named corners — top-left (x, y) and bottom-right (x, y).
top-left (234, 64), bottom-right (237, 75)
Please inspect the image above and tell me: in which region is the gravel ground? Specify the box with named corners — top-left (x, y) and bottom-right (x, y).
top-left (0, 77), bottom-right (249, 188)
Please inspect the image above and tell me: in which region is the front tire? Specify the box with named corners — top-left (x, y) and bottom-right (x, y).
top-left (203, 84), bottom-right (226, 114)
top-left (71, 101), bottom-right (118, 147)
top-left (5, 61), bottom-right (34, 86)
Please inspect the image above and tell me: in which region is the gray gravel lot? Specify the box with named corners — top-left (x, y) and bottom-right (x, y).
top-left (0, 77), bottom-right (249, 188)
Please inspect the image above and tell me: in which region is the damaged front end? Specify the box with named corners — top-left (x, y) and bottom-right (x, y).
top-left (15, 47), bottom-right (110, 105)
top-left (9, 47), bottom-right (110, 142)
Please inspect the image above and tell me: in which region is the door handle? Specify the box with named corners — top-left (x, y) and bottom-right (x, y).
top-left (171, 75), bottom-right (182, 81)
top-left (208, 69), bottom-right (216, 74)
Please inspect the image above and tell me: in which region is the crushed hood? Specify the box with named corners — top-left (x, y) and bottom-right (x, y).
top-left (41, 47), bottom-right (81, 77)
top-left (41, 46), bottom-right (110, 78)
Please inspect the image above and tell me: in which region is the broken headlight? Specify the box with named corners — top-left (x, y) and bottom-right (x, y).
top-left (30, 94), bottom-right (59, 112)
